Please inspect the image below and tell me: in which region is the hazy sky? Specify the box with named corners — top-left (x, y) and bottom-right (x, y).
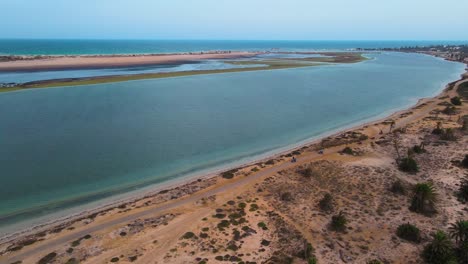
top-left (1, 0), bottom-right (467, 40)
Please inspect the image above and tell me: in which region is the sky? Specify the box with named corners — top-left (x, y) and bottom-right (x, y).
top-left (1, 0), bottom-right (467, 40)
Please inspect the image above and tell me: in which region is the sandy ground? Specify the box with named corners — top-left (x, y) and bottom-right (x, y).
top-left (0, 74), bottom-right (467, 264)
top-left (0, 52), bottom-right (256, 72)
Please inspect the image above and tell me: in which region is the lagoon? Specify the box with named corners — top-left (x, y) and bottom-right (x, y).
top-left (0, 52), bottom-right (464, 235)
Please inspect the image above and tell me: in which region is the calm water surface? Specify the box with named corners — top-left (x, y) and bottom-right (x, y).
top-left (0, 52), bottom-right (464, 234)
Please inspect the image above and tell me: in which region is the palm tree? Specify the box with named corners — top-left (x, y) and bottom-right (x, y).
top-left (449, 220), bottom-right (468, 245)
top-left (423, 231), bottom-right (456, 264)
top-left (410, 182), bottom-right (437, 215)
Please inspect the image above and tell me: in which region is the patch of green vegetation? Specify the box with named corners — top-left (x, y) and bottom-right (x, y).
top-left (390, 180), bottom-right (406, 195)
top-left (397, 223), bottom-right (421, 243)
top-left (330, 211), bottom-right (347, 232)
top-left (342, 146), bottom-right (354, 155)
top-left (37, 252), bottom-right (57, 264)
top-left (249, 203), bottom-right (259, 211)
top-left (257, 222), bottom-right (268, 230)
top-left (318, 193), bottom-right (334, 212)
top-left (181, 232), bottom-right (196, 239)
top-left (399, 156), bottom-right (419, 174)
top-left (451, 96), bottom-right (462, 105)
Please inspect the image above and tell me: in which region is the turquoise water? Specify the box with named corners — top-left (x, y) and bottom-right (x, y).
top-left (1, 39), bottom-right (467, 55)
top-left (0, 52), bottom-right (465, 234)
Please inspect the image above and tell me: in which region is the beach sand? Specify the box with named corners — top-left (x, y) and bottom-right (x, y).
top-left (0, 66), bottom-right (467, 263)
top-left (0, 51), bottom-right (257, 72)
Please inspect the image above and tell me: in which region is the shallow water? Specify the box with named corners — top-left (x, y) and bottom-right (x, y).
top-left (0, 52), bottom-right (464, 234)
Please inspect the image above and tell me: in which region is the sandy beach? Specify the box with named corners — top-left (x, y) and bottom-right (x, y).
top-left (0, 51), bottom-right (257, 72)
top-left (0, 54), bottom-right (467, 263)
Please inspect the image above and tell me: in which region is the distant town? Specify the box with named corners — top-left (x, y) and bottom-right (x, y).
top-left (359, 44), bottom-right (468, 63)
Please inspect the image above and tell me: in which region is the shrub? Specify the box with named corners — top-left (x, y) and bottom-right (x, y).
top-left (181, 232), bottom-right (196, 239)
top-left (397, 223), bottom-right (421, 243)
top-left (299, 167), bottom-right (313, 178)
top-left (366, 260), bottom-right (382, 264)
top-left (440, 128), bottom-right (457, 141)
top-left (110, 257), bottom-right (120, 263)
top-left (423, 231), bottom-right (456, 264)
top-left (221, 170), bottom-right (235, 179)
top-left (280, 192), bottom-right (293, 201)
top-left (318, 193), bottom-right (334, 212)
top-left (330, 211), bottom-right (347, 232)
top-left (410, 182), bottom-right (437, 215)
top-left (462, 155), bottom-right (468, 168)
top-left (451, 96), bottom-right (462, 106)
top-left (342, 146), bottom-right (354, 155)
top-left (412, 145), bottom-right (425, 154)
top-left (432, 122), bottom-right (444, 135)
top-left (458, 178), bottom-right (468, 203)
top-left (442, 106), bottom-right (457, 115)
top-left (399, 157), bottom-right (419, 173)
top-left (38, 252), bottom-right (57, 264)
top-left (390, 180), bottom-right (406, 195)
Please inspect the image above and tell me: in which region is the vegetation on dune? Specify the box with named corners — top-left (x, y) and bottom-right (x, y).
top-left (451, 96), bottom-right (462, 106)
top-left (410, 182), bottom-right (437, 215)
top-left (318, 193), bottom-right (334, 213)
top-left (397, 223), bottom-right (421, 243)
top-left (422, 231), bottom-right (456, 264)
top-left (399, 156), bottom-right (419, 173)
top-left (462, 155), bottom-right (468, 168)
top-left (330, 211), bottom-right (347, 232)
top-left (458, 178), bottom-right (468, 203)
top-left (390, 180), bottom-right (406, 195)
top-left (449, 220), bottom-right (468, 245)
top-left (341, 146), bottom-right (354, 155)
top-left (442, 106), bottom-right (457, 115)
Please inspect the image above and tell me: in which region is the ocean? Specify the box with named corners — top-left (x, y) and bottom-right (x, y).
top-left (0, 41), bottom-right (466, 236)
top-left (1, 39), bottom-right (467, 55)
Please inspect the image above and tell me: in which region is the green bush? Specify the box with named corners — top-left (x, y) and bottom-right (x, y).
top-left (462, 155), bottom-right (468, 168)
top-left (397, 223), bottom-right (421, 243)
top-left (399, 157), bottom-right (419, 173)
top-left (330, 211), bottom-right (347, 232)
top-left (181, 232), bottom-right (196, 239)
top-left (412, 145), bottom-right (425, 154)
top-left (390, 180), bottom-right (406, 195)
top-left (442, 106), bottom-right (457, 115)
top-left (451, 96), bottom-right (462, 106)
top-left (366, 260), bottom-right (382, 264)
top-left (318, 193), bottom-right (334, 212)
top-left (458, 178), bottom-right (468, 203)
top-left (342, 146), bottom-right (354, 155)
top-left (38, 252), bottom-right (57, 264)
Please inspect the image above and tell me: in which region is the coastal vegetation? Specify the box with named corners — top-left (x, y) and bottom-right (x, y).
top-left (410, 182), bottom-right (437, 215)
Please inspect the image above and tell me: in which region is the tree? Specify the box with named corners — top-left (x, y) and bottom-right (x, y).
top-left (449, 220), bottom-right (468, 245)
top-left (330, 211), bottom-right (347, 232)
top-left (410, 182), bottom-right (437, 215)
top-left (423, 231), bottom-right (456, 264)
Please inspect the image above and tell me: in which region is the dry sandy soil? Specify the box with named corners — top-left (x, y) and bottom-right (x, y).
top-left (0, 52), bottom-right (256, 72)
top-left (0, 77), bottom-right (467, 264)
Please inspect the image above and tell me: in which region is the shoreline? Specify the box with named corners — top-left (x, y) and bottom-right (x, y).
top-left (1, 60), bottom-right (466, 246)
